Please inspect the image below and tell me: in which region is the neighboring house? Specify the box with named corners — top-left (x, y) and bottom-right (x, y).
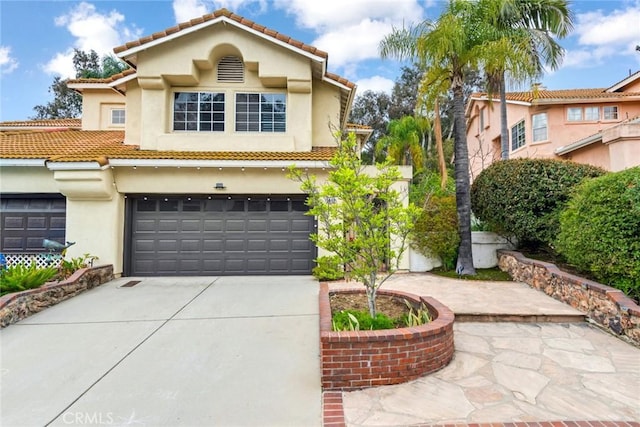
top-left (0, 9), bottom-right (409, 276)
top-left (466, 71), bottom-right (640, 179)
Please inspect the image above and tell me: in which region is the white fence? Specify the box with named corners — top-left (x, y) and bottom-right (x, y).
top-left (3, 253), bottom-right (63, 269)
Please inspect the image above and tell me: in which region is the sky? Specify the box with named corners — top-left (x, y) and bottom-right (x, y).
top-left (1, 0), bottom-right (639, 121)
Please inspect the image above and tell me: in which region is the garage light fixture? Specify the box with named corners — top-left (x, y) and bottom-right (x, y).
top-left (215, 183), bottom-right (226, 190)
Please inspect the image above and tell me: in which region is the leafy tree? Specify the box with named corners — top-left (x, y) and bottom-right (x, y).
top-left (289, 133), bottom-right (419, 318)
top-left (389, 65), bottom-right (423, 120)
top-left (348, 90), bottom-right (391, 163)
top-left (480, 0), bottom-right (573, 159)
top-left (32, 49), bottom-right (129, 119)
top-left (375, 115), bottom-right (428, 171)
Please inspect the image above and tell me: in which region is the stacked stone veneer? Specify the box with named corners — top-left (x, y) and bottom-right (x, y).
top-left (0, 265), bottom-right (113, 328)
top-left (498, 250), bottom-right (640, 346)
top-left (320, 283), bottom-right (455, 390)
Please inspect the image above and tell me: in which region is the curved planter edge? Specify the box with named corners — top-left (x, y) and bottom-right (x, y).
top-left (319, 283), bottom-right (455, 391)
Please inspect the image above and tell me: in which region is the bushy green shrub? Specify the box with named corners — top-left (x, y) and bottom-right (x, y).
top-left (0, 261), bottom-right (58, 296)
top-left (411, 195), bottom-right (459, 270)
top-left (312, 255), bottom-right (344, 281)
top-left (471, 158), bottom-right (605, 248)
top-left (556, 167), bottom-right (640, 301)
top-left (332, 309), bottom-right (396, 331)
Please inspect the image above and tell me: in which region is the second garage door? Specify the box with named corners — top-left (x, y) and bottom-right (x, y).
top-left (127, 196), bottom-right (315, 276)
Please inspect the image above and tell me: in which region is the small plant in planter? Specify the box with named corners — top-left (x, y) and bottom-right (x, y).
top-left (0, 261), bottom-right (58, 296)
top-left (290, 132), bottom-right (420, 318)
top-left (58, 253), bottom-right (98, 280)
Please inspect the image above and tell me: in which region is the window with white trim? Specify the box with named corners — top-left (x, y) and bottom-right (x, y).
top-left (584, 106), bottom-right (599, 121)
top-left (511, 120), bottom-right (525, 151)
top-left (111, 109), bottom-right (125, 125)
top-left (235, 93), bottom-right (286, 132)
top-left (173, 92), bottom-right (225, 132)
top-left (603, 106), bottom-right (618, 120)
top-left (532, 113), bottom-right (547, 142)
top-left (567, 107), bottom-right (582, 122)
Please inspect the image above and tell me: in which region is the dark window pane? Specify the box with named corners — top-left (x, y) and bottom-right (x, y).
top-left (205, 199), bottom-right (225, 212)
top-left (182, 200), bottom-right (201, 211)
top-left (291, 201), bottom-right (307, 212)
top-left (249, 94), bottom-right (260, 102)
top-left (159, 199), bottom-right (179, 212)
top-left (213, 113), bottom-right (224, 122)
top-left (187, 122), bottom-right (197, 131)
top-left (213, 123), bottom-right (224, 131)
top-left (200, 92), bottom-right (212, 102)
top-left (200, 123), bottom-right (211, 131)
top-left (228, 200), bottom-right (245, 212)
top-left (248, 200), bottom-right (267, 211)
top-left (200, 102), bottom-right (212, 111)
top-left (270, 201), bottom-right (288, 211)
top-left (236, 93), bottom-right (247, 102)
top-left (137, 200), bottom-right (156, 212)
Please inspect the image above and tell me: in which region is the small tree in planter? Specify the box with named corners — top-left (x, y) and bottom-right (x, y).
top-left (290, 133), bottom-right (419, 317)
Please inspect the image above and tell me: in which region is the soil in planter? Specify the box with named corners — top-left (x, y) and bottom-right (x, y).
top-left (330, 293), bottom-right (411, 321)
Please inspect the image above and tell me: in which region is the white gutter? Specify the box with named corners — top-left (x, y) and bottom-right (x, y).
top-left (66, 82), bottom-right (111, 90)
top-left (0, 159), bottom-right (46, 167)
top-left (555, 133), bottom-right (603, 155)
top-left (45, 162), bottom-right (109, 171)
top-left (108, 159), bottom-right (331, 169)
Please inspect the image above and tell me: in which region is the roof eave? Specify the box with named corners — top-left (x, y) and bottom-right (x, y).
top-left (555, 133), bottom-right (603, 155)
top-left (116, 15), bottom-right (327, 65)
top-left (0, 158), bottom-right (47, 167)
top-left (107, 159), bottom-right (331, 169)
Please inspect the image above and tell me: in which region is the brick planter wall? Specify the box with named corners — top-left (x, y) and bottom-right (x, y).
top-left (498, 250), bottom-right (640, 346)
top-left (0, 265), bottom-right (113, 328)
top-left (320, 283), bottom-right (455, 391)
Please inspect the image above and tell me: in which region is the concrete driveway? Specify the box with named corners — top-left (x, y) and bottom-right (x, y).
top-left (0, 276), bottom-right (321, 427)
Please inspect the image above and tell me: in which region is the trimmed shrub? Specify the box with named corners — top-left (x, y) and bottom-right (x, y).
top-left (471, 158), bottom-right (605, 248)
top-left (411, 195), bottom-right (459, 270)
top-left (0, 261), bottom-right (58, 296)
top-left (312, 255), bottom-right (344, 281)
top-left (556, 167), bottom-right (640, 301)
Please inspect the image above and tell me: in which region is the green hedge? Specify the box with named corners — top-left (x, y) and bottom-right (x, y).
top-left (471, 158), bottom-right (605, 248)
top-left (411, 194), bottom-right (459, 270)
top-left (556, 167), bottom-right (640, 301)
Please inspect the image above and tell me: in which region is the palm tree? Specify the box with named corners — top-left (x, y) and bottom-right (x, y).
top-left (375, 115), bottom-right (427, 171)
top-left (480, 0), bottom-right (573, 159)
top-left (380, 0), bottom-right (487, 275)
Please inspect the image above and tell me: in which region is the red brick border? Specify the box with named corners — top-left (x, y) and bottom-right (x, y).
top-left (320, 392), bottom-right (639, 427)
top-left (320, 284), bottom-right (455, 391)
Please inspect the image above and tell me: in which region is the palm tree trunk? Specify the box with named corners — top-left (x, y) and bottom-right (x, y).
top-left (434, 99), bottom-right (447, 190)
top-left (452, 78), bottom-right (476, 275)
top-left (500, 75), bottom-right (509, 160)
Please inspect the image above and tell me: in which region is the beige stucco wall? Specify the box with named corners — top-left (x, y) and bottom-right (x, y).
top-left (117, 23), bottom-right (340, 152)
top-left (0, 167), bottom-right (58, 193)
top-left (80, 90), bottom-right (126, 130)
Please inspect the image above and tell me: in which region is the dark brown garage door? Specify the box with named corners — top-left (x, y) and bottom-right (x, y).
top-left (0, 195), bottom-right (66, 252)
top-left (127, 196), bottom-right (316, 276)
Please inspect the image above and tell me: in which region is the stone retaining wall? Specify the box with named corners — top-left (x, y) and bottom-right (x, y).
top-left (498, 250), bottom-right (640, 346)
top-left (320, 284), bottom-right (455, 390)
top-left (0, 265), bottom-right (113, 328)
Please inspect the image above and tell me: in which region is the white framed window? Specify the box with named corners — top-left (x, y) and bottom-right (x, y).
top-left (511, 120), bottom-right (525, 151)
top-left (479, 107), bottom-right (485, 130)
top-left (532, 113), bottom-right (547, 142)
top-left (603, 106), bottom-right (619, 120)
top-left (567, 107), bottom-right (582, 122)
top-left (235, 93), bottom-right (286, 132)
top-left (173, 92), bottom-right (225, 132)
top-left (584, 106), bottom-right (599, 121)
top-left (111, 109), bottom-right (125, 125)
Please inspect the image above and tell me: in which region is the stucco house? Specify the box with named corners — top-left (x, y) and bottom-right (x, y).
top-left (0, 9), bottom-right (411, 277)
top-left (466, 71), bottom-right (640, 179)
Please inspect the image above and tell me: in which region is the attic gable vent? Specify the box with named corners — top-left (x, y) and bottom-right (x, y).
top-left (217, 56), bottom-right (244, 83)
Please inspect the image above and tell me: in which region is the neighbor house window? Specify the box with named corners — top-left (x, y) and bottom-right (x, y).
top-left (567, 107), bottom-right (582, 122)
top-left (235, 93), bottom-right (286, 132)
top-left (532, 113), bottom-right (547, 142)
top-left (584, 106), bottom-right (599, 121)
top-left (511, 120), bottom-right (525, 151)
top-left (173, 92), bottom-right (225, 131)
top-left (479, 107), bottom-right (485, 130)
top-left (603, 106), bottom-right (618, 120)
top-left (111, 109), bottom-right (125, 125)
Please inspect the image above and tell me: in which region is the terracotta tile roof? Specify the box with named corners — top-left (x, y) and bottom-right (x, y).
top-left (67, 68), bottom-right (136, 85)
top-left (471, 88), bottom-right (640, 104)
top-left (114, 8), bottom-right (328, 60)
top-left (0, 118), bottom-right (81, 128)
top-left (0, 129), bottom-right (336, 163)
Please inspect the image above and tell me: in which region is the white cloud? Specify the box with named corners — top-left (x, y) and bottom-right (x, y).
top-left (355, 75), bottom-right (395, 94)
top-left (172, 0), bottom-right (267, 23)
top-left (564, 2), bottom-right (640, 69)
top-left (0, 46), bottom-right (19, 74)
top-left (43, 2), bottom-right (142, 78)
